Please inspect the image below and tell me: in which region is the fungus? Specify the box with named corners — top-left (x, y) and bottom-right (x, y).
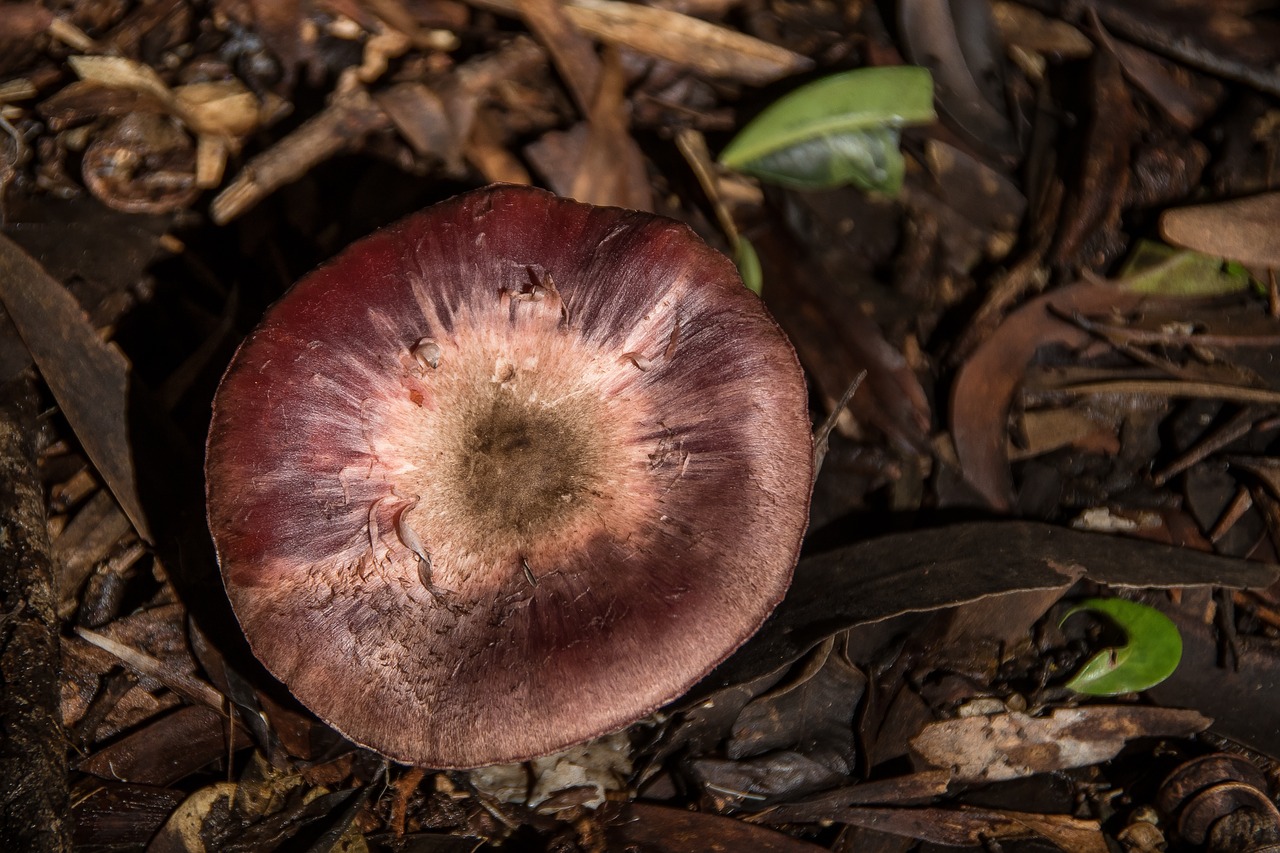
top-left (205, 185), bottom-right (812, 768)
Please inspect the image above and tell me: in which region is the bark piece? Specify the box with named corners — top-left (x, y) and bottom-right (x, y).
top-left (910, 707), bottom-right (1211, 783)
top-left (0, 378), bottom-right (68, 852)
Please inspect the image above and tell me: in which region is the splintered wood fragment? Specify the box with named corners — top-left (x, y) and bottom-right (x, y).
top-left (1160, 192), bottom-right (1280, 270)
top-left (0, 234), bottom-right (152, 541)
top-left (210, 87), bottom-right (391, 224)
top-left (0, 380), bottom-right (69, 853)
top-left (466, 0), bottom-right (811, 84)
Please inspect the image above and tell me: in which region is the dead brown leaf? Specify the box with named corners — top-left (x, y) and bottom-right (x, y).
top-left (78, 705), bottom-right (249, 786)
top-left (607, 803), bottom-right (829, 852)
top-left (1161, 192), bottom-right (1280, 270)
top-left (835, 805), bottom-right (1110, 852)
top-left (0, 234), bottom-right (151, 539)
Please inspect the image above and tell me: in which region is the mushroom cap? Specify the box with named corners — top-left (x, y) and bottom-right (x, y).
top-left (206, 185), bottom-right (812, 768)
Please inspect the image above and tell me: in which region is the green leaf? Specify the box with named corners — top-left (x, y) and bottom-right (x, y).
top-left (735, 127), bottom-right (907, 193)
top-left (720, 66), bottom-right (935, 193)
top-left (735, 236), bottom-right (763, 295)
top-left (1119, 240), bottom-right (1253, 297)
top-left (1061, 598), bottom-right (1182, 696)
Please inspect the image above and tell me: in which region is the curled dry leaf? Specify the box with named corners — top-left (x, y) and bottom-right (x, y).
top-left (950, 280), bottom-right (1147, 510)
top-left (67, 55), bottom-right (275, 192)
top-left (1156, 753), bottom-right (1280, 849)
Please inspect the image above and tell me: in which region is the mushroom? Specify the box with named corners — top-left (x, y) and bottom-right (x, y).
top-left (205, 185), bottom-right (812, 768)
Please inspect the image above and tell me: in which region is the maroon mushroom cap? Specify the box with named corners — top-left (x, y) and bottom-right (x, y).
top-left (206, 185), bottom-right (812, 768)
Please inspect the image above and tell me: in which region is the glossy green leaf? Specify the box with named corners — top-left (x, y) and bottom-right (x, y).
top-left (735, 236), bottom-right (763, 295)
top-left (720, 66), bottom-right (935, 193)
top-left (1061, 598), bottom-right (1182, 696)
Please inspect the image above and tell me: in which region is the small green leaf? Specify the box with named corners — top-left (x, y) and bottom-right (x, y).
top-left (720, 66), bottom-right (935, 193)
top-left (734, 127), bottom-right (907, 193)
top-left (1061, 598), bottom-right (1182, 696)
top-left (1119, 240), bottom-right (1253, 297)
top-left (735, 236), bottom-right (763, 295)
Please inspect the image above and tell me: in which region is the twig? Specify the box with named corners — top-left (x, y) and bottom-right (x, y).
top-left (211, 87), bottom-right (391, 225)
top-left (812, 371), bottom-right (866, 483)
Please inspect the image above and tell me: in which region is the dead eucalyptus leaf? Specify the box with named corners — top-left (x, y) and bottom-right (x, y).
top-left (1161, 192), bottom-right (1280, 269)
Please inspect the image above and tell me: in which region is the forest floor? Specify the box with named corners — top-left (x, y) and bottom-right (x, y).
top-left (1, 0), bottom-right (1280, 851)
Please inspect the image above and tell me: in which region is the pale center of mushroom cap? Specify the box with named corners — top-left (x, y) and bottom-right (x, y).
top-left (370, 303), bottom-right (653, 595)
top-left (452, 388), bottom-right (603, 540)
